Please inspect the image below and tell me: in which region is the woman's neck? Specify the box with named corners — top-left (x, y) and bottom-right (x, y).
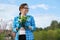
top-left (21, 14), bottom-right (26, 17)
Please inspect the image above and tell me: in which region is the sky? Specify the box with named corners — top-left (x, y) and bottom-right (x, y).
top-left (0, 0), bottom-right (60, 28)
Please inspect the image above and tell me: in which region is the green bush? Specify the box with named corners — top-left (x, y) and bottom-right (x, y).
top-left (0, 32), bottom-right (5, 40)
top-left (34, 29), bottom-right (60, 40)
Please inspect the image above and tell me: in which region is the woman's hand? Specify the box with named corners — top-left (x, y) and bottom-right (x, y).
top-left (29, 26), bottom-right (32, 30)
top-left (16, 28), bottom-right (19, 30)
top-left (11, 32), bottom-right (16, 38)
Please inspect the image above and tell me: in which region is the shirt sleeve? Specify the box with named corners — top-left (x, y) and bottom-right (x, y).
top-left (30, 16), bottom-right (36, 31)
top-left (12, 17), bottom-right (17, 33)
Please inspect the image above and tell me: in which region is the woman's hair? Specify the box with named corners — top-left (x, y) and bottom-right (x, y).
top-left (19, 3), bottom-right (28, 11)
top-left (19, 3), bottom-right (28, 15)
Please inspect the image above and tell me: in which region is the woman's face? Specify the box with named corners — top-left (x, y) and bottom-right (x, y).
top-left (20, 5), bottom-right (29, 15)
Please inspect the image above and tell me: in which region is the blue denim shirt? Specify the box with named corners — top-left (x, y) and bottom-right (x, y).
top-left (13, 15), bottom-right (36, 40)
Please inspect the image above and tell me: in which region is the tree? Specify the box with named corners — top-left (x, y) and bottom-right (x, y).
top-left (50, 20), bottom-right (58, 30)
top-left (58, 22), bottom-right (60, 28)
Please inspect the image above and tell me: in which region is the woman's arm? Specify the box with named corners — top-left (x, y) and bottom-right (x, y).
top-left (12, 17), bottom-right (18, 33)
top-left (29, 16), bottom-right (36, 31)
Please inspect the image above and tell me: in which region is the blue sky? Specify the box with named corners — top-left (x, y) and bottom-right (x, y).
top-left (0, 0), bottom-right (60, 28)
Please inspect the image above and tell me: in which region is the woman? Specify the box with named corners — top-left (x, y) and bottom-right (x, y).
top-left (13, 3), bottom-right (36, 40)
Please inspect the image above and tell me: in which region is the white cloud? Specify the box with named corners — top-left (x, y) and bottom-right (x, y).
top-left (29, 13), bottom-right (60, 28)
top-left (30, 4), bottom-right (56, 10)
top-left (0, 3), bottom-right (19, 20)
top-left (30, 4), bottom-right (49, 10)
